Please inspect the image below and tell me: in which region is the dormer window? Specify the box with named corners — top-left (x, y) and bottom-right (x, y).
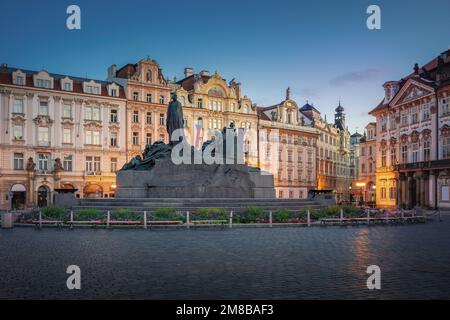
top-left (33, 71), bottom-right (54, 89)
top-left (107, 83), bottom-right (120, 97)
top-left (83, 80), bottom-right (101, 95)
top-left (61, 77), bottom-right (73, 91)
top-left (12, 70), bottom-right (26, 86)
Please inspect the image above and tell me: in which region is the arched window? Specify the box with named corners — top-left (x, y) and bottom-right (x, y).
top-left (146, 71), bottom-right (152, 83)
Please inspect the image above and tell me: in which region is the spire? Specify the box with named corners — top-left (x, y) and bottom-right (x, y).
top-left (286, 87), bottom-right (291, 100)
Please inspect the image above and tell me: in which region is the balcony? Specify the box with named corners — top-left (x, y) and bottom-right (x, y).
top-left (395, 159), bottom-right (450, 171)
top-left (85, 171), bottom-right (102, 176)
top-left (37, 141), bottom-right (50, 147)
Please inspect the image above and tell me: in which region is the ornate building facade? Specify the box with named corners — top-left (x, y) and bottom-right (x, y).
top-left (0, 65), bottom-right (127, 209)
top-left (300, 102), bottom-right (352, 203)
top-left (369, 50), bottom-right (450, 209)
top-left (257, 89), bottom-right (318, 199)
top-left (352, 122), bottom-right (377, 205)
top-left (170, 68), bottom-right (258, 166)
top-left (107, 58), bottom-right (172, 160)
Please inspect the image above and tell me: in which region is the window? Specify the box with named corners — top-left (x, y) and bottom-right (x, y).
top-left (159, 95), bottom-right (164, 104)
top-left (279, 190), bottom-right (283, 198)
top-left (14, 76), bottom-right (24, 85)
top-left (146, 133), bottom-right (152, 145)
top-left (110, 89), bottom-right (117, 97)
top-left (133, 92), bottom-right (139, 101)
top-left (38, 127), bottom-right (49, 146)
top-left (197, 99), bottom-right (203, 109)
top-left (412, 143), bottom-right (419, 162)
top-left (361, 163), bottom-right (366, 173)
top-left (146, 94), bottom-right (152, 103)
top-left (85, 85), bottom-right (100, 95)
top-left (63, 104), bottom-right (72, 118)
top-left (381, 187), bottom-right (387, 199)
top-left (38, 153), bottom-right (50, 171)
top-left (63, 155), bottom-right (73, 171)
top-left (133, 132), bottom-right (139, 145)
top-left (110, 132), bottom-right (118, 147)
top-left (13, 153), bottom-right (24, 170)
top-left (424, 140), bottom-right (431, 161)
top-left (380, 116), bottom-right (387, 132)
top-left (85, 130), bottom-right (100, 145)
top-left (110, 110), bottom-right (118, 123)
top-left (85, 106), bottom-right (100, 121)
top-left (37, 79), bottom-right (51, 88)
top-left (39, 101), bottom-right (49, 116)
top-left (13, 99), bottom-right (24, 114)
top-left (361, 147), bottom-right (366, 156)
top-left (401, 111), bottom-right (408, 126)
top-left (111, 158), bottom-right (118, 172)
top-left (13, 125), bottom-right (24, 140)
top-left (389, 187), bottom-right (396, 199)
top-left (442, 98), bottom-right (450, 116)
top-left (146, 112), bottom-right (152, 124)
top-left (422, 104), bottom-right (430, 121)
top-left (381, 149), bottom-right (387, 167)
top-left (159, 113), bottom-right (165, 125)
top-left (401, 145), bottom-right (408, 163)
top-left (411, 107), bottom-right (419, 124)
top-left (85, 156), bottom-right (101, 173)
top-left (230, 103), bottom-right (235, 112)
top-left (369, 162), bottom-right (373, 173)
top-left (64, 82), bottom-right (72, 91)
top-left (63, 128), bottom-right (72, 144)
top-left (390, 148), bottom-right (396, 166)
top-left (443, 137), bottom-right (450, 159)
top-left (133, 111), bottom-right (139, 123)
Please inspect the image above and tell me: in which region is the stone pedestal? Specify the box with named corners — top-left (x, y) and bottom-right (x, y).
top-left (116, 161), bottom-right (275, 199)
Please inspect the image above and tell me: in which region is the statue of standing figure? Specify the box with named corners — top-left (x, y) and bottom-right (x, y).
top-left (166, 92), bottom-right (184, 144)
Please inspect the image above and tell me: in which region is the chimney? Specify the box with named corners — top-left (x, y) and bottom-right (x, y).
top-left (107, 64), bottom-right (117, 81)
top-left (184, 67), bottom-right (193, 78)
top-left (199, 70), bottom-right (210, 77)
top-left (1, 63), bottom-right (8, 71)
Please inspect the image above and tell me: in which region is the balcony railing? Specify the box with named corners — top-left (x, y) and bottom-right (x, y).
top-left (395, 159), bottom-right (450, 171)
top-left (85, 171), bottom-right (102, 176)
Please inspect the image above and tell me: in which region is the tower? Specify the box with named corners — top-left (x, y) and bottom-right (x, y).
top-left (334, 101), bottom-right (345, 130)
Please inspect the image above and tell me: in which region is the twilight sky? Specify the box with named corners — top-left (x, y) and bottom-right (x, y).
top-left (1, 0), bottom-right (449, 133)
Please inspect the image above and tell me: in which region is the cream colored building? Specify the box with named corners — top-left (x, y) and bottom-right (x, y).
top-left (170, 68), bottom-right (258, 166)
top-left (0, 65), bottom-right (127, 209)
top-left (370, 50), bottom-right (450, 209)
top-left (352, 122), bottom-right (377, 205)
top-left (258, 89), bottom-right (318, 199)
top-left (300, 102), bottom-right (352, 203)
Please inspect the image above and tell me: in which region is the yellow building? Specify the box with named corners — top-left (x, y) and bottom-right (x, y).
top-left (170, 69), bottom-right (258, 166)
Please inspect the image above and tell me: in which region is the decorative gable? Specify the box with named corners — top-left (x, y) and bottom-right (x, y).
top-left (390, 79), bottom-right (434, 107)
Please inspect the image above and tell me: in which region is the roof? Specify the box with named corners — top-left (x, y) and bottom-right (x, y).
top-left (369, 49), bottom-right (450, 115)
top-left (351, 132), bottom-right (363, 138)
top-left (176, 74), bottom-right (212, 91)
top-left (0, 66), bottom-right (126, 99)
top-left (300, 103), bottom-right (319, 113)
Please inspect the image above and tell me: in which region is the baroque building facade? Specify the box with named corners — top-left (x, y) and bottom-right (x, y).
top-left (300, 102), bottom-right (352, 203)
top-left (107, 58), bottom-right (172, 160)
top-left (0, 65), bottom-right (127, 209)
top-left (170, 68), bottom-right (258, 166)
top-left (369, 50), bottom-right (450, 209)
top-left (352, 122), bottom-right (377, 205)
top-left (257, 88), bottom-right (318, 199)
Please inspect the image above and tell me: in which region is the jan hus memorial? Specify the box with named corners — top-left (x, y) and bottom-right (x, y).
top-left (115, 93), bottom-right (275, 199)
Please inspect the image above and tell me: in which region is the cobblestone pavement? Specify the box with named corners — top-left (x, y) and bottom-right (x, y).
top-left (1, 218), bottom-right (450, 300)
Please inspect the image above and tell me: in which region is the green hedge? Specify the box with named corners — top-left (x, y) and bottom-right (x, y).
top-left (41, 206), bottom-right (65, 219)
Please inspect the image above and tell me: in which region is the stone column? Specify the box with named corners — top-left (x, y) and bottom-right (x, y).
top-left (397, 173), bottom-right (405, 208)
top-left (421, 172), bottom-right (428, 207)
top-left (415, 174), bottom-right (421, 207)
top-left (407, 173), bottom-right (414, 209)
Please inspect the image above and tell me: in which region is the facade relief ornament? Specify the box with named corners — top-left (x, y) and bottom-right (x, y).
top-left (83, 121), bottom-right (102, 130)
top-left (53, 158), bottom-right (64, 173)
top-left (33, 115), bottom-right (54, 126)
top-left (411, 131), bottom-right (420, 143)
top-left (26, 157), bottom-right (36, 172)
top-left (400, 134), bottom-right (409, 144)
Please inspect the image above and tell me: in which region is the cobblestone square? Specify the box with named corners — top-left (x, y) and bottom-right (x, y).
top-left (1, 218), bottom-right (450, 299)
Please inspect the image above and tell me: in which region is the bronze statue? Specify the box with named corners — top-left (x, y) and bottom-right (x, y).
top-left (166, 92), bottom-right (184, 144)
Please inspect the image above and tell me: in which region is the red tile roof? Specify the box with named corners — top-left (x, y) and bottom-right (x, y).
top-left (0, 66), bottom-right (126, 99)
